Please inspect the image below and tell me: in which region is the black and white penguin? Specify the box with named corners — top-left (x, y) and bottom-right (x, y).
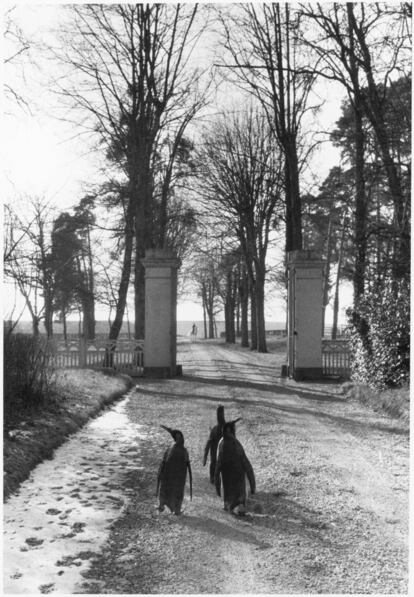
top-left (203, 405), bottom-right (226, 483)
top-left (214, 420), bottom-right (255, 515)
top-left (203, 406), bottom-right (242, 484)
top-left (156, 425), bottom-right (192, 515)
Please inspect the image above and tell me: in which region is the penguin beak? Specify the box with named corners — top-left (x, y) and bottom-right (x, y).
top-left (160, 425), bottom-right (174, 437)
top-left (229, 417), bottom-right (242, 424)
top-left (161, 425), bottom-right (184, 443)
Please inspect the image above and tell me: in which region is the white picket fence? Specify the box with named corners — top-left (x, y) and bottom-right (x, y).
top-left (50, 337), bottom-right (144, 377)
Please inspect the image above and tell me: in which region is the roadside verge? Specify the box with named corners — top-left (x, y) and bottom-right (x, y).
top-left (3, 368), bottom-right (134, 500)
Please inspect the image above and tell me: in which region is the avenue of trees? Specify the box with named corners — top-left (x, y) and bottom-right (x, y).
top-left (4, 3), bottom-right (411, 388)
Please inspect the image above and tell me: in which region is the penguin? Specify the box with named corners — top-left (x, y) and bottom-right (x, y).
top-left (203, 405), bottom-right (226, 483)
top-left (214, 420), bottom-right (255, 516)
top-left (156, 425), bottom-right (192, 515)
top-left (203, 406), bottom-right (242, 483)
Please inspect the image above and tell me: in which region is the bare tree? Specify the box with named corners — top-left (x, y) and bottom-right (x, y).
top-left (217, 3), bottom-right (318, 253)
top-left (4, 5), bottom-right (31, 112)
top-left (5, 199), bottom-right (55, 337)
top-left (196, 107), bottom-right (284, 352)
top-left (53, 3), bottom-right (209, 339)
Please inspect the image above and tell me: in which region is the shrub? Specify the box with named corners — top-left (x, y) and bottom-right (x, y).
top-left (346, 279), bottom-right (410, 389)
top-left (3, 332), bottom-right (56, 417)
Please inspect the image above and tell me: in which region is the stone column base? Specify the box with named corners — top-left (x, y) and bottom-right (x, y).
top-left (144, 364), bottom-right (183, 378)
top-left (292, 367), bottom-right (324, 381)
top-left (280, 364), bottom-right (289, 378)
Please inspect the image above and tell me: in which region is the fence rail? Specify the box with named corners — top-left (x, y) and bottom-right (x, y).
top-left (50, 337), bottom-right (144, 377)
top-left (322, 339), bottom-right (351, 379)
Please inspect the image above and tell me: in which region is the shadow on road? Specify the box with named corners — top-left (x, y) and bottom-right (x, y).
top-left (134, 383), bottom-right (408, 439)
top-left (244, 491), bottom-right (333, 545)
top-left (173, 491), bottom-right (333, 549)
top-left (180, 374), bottom-right (345, 402)
top-left (174, 514), bottom-right (271, 549)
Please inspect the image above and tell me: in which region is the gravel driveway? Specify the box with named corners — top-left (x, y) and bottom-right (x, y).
top-left (3, 339), bottom-right (409, 594)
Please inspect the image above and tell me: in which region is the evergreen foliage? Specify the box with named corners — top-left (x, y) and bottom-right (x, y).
top-left (347, 280), bottom-right (410, 389)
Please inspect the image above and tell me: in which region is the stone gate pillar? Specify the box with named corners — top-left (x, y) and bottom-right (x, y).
top-left (287, 250), bottom-right (325, 381)
top-left (141, 248), bottom-right (180, 378)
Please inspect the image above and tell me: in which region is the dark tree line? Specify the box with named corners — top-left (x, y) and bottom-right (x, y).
top-left (195, 108), bottom-right (284, 352)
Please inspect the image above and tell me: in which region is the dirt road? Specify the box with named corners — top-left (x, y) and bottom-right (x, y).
top-left (4, 340), bottom-right (410, 594)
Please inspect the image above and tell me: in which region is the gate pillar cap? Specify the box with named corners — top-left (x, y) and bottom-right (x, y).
top-left (287, 250), bottom-right (325, 267)
top-left (141, 248), bottom-right (180, 269)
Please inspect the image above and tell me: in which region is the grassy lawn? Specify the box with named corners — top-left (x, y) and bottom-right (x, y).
top-left (3, 368), bottom-right (133, 500)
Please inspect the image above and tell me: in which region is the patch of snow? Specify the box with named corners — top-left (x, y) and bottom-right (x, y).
top-left (3, 393), bottom-right (148, 594)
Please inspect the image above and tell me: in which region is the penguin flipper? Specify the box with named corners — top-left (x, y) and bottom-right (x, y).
top-left (187, 461), bottom-right (193, 500)
top-left (156, 451), bottom-right (167, 497)
top-left (243, 455), bottom-right (256, 495)
top-left (203, 439), bottom-right (211, 466)
top-left (214, 461), bottom-right (221, 497)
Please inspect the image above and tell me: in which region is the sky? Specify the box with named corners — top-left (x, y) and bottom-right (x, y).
top-left (2, 2), bottom-right (353, 327)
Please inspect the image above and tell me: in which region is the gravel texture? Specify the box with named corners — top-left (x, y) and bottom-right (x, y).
top-left (82, 340), bottom-right (410, 594)
top-left (3, 339), bottom-right (409, 594)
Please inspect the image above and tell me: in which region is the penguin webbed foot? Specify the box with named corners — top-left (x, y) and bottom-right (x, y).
top-left (235, 504), bottom-right (246, 516)
top-left (152, 504), bottom-right (164, 517)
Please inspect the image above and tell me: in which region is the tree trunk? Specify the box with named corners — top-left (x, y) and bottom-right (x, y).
top-left (203, 282), bottom-right (215, 339)
top-left (225, 271), bottom-right (236, 343)
top-left (240, 268), bottom-right (249, 348)
top-left (106, 205), bottom-right (134, 366)
top-left (84, 221), bottom-right (96, 341)
top-left (134, 260), bottom-right (145, 340)
top-left (285, 138), bottom-right (303, 252)
top-left (126, 306), bottom-right (131, 339)
top-left (62, 312), bottom-right (67, 342)
top-left (43, 289), bottom-right (54, 339)
top-left (109, 205), bottom-right (134, 342)
top-left (254, 264), bottom-right (267, 353)
top-left (236, 295), bottom-right (240, 338)
top-left (322, 217), bottom-right (334, 337)
top-left (202, 294), bottom-right (207, 339)
top-left (249, 278), bottom-right (257, 350)
top-left (82, 293), bottom-right (95, 340)
top-left (332, 221), bottom-right (346, 340)
top-left (134, 180), bottom-right (146, 341)
top-left (352, 103), bottom-right (367, 305)
top-left (133, 144), bottom-right (153, 341)
top-left (208, 304), bottom-right (215, 339)
top-left (32, 316), bottom-right (40, 337)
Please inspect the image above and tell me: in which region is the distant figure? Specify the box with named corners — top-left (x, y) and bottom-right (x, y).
top-left (191, 323), bottom-right (198, 343)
